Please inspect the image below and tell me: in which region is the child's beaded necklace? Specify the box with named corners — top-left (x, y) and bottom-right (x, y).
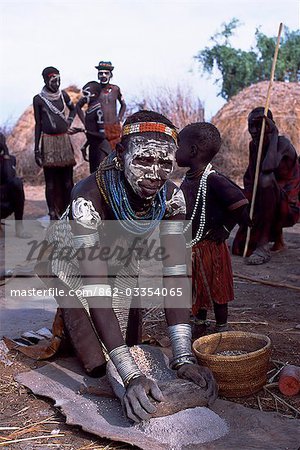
top-left (183, 163), bottom-right (215, 248)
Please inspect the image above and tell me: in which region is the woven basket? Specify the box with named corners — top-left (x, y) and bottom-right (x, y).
top-left (193, 331), bottom-right (272, 397)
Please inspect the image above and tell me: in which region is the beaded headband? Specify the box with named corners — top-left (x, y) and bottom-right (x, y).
top-left (122, 122), bottom-right (177, 143)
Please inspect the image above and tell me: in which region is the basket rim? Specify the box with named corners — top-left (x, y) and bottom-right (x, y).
top-left (192, 331), bottom-right (272, 361)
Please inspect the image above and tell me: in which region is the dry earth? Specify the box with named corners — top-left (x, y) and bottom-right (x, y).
top-left (0, 184), bottom-right (299, 449)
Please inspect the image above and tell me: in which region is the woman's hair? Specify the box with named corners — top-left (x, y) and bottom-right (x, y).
top-left (121, 110), bottom-right (176, 148)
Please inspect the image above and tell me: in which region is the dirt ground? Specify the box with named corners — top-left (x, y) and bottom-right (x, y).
top-left (0, 184), bottom-right (299, 449)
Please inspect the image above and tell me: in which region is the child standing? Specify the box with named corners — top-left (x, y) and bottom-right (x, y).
top-left (176, 122), bottom-right (249, 337)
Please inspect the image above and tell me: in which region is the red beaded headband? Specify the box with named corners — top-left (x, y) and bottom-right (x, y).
top-left (122, 122), bottom-right (177, 143)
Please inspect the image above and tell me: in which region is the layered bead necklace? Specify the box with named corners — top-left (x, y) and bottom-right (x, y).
top-left (183, 163), bottom-right (215, 248)
top-left (97, 152), bottom-right (167, 234)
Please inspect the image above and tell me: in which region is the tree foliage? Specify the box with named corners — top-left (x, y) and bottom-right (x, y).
top-left (195, 19), bottom-right (300, 100)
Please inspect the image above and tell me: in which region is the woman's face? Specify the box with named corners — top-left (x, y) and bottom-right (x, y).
top-left (123, 136), bottom-right (176, 199)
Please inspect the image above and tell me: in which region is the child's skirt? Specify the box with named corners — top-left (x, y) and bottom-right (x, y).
top-left (192, 240), bottom-right (234, 315)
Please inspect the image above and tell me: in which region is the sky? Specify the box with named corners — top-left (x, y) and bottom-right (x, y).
top-left (0, 0), bottom-right (299, 126)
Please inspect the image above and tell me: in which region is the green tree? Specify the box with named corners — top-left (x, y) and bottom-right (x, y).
top-left (195, 19), bottom-right (300, 100)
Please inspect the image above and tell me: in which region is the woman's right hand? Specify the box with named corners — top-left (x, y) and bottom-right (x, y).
top-left (122, 375), bottom-right (164, 422)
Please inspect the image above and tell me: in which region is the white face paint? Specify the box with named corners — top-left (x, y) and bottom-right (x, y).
top-left (98, 70), bottom-right (112, 84)
top-left (48, 74), bottom-right (60, 92)
top-left (82, 87), bottom-right (96, 105)
top-left (123, 136), bottom-right (176, 199)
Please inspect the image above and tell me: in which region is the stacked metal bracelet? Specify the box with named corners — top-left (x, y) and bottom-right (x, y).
top-left (73, 232), bottom-right (99, 249)
top-left (160, 221), bottom-right (183, 236)
top-left (108, 345), bottom-right (142, 387)
top-left (168, 323), bottom-right (197, 369)
top-left (162, 264), bottom-right (187, 276)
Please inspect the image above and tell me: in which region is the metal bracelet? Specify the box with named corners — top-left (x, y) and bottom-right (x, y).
top-left (73, 232), bottom-right (99, 249)
top-left (80, 284), bottom-right (112, 297)
top-left (160, 221), bottom-right (184, 236)
top-left (162, 264), bottom-right (187, 276)
top-left (108, 345), bottom-right (142, 386)
top-left (168, 323), bottom-right (197, 370)
top-left (170, 355), bottom-right (197, 369)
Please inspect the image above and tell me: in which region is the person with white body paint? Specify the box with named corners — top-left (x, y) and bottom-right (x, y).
top-left (76, 61), bottom-right (126, 150)
top-left (69, 81), bottom-right (112, 173)
top-left (45, 110), bottom-right (218, 422)
top-left (33, 66), bottom-right (76, 220)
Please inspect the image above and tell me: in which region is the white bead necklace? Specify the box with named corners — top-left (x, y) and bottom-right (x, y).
top-left (183, 163), bottom-right (215, 248)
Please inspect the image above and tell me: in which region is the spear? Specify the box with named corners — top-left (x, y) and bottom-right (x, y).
top-left (243, 22), bottom-right (283, 258)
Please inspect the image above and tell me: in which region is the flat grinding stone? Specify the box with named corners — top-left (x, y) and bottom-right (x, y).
top-left (106, 345), bottom-right (209, 417)
top-left (15, 347), bottom-right (300, 449)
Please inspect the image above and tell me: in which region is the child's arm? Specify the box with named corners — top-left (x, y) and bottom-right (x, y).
top-left (206, 174), bottom-right (250, 243)
top-left (206, 203), bottom-right (250, 244)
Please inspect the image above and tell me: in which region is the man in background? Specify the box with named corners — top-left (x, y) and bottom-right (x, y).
top-left (76, 61), bottom-right (126, 150)
top-left (233, 107), bottom-right (300, 264)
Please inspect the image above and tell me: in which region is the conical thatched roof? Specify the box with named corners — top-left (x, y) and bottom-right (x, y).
top-left (211, 81), bottom-right (300, 183)
top-left (7, 86), bottom-right (89, 183)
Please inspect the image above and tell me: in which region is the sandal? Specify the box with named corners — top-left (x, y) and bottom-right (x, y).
top-left (246, 245), bottom-right (271, 265)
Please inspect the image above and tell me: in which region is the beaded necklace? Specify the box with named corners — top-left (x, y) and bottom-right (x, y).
top-left (183, 163), bottom-right (215, 248)
top-left (39, 89), bottom-right (68, 123)
top-left (96, 152), bottom-right (167, 234)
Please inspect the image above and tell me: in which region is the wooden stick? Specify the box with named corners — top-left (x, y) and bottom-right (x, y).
top-left (227, 320), bottom-right (268, 325)
top-left (0, 427), bottom-right (20, 431)
top-left (10, 406), bottom-right (30, 417)
top-left (257, 395), bottom-right (263, 411)
top-left (268, 364), bottom-right (287, 383)
top-left (233, 272), bottom-right (300, 292)
top-left (205, 318), bottom-right (268, 325)
top-left (8, 416), bottom-right (56, 437)
top-left (264, 386), bottom-right (300, 415)
top-left (243, 23), bottom-right (283, 258)
top-left (0, 434), bottom-right (64, 446)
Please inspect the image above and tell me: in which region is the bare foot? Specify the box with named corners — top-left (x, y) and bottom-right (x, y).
top-left (270, 241), bottom-right (286, 252)
top-left (271, 231), bottom-right (286, 252)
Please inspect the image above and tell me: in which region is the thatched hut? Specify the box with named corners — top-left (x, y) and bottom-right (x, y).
top-left (211, 81), bottom-right (300, 184)
top-left (7, 86), bottom-right (88, 183)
